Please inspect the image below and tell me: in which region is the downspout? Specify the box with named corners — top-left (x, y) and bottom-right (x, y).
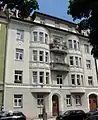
top-left (2, 18), bottom-right (9, 110)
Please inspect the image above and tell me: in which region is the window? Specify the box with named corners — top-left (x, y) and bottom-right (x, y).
top-left (14, 94), bottom-right (23, 107)
top-left (33, 50), bottom-right (37, 61)
top-left (39, 32), bottom-right (44, 42)
top-left (77, 75), bottom-right (80, 85)
top-left (55, 22), bottom-right (60, 28)
top-left (14, 70), bottom-right (23, 83)
top-left (81, 75), bottom-right (84, 85)
top-left (39, 72), bottom-right (44, 83)
top-left (88, 76), bottom-right (93, 85)
top-left (16, 48), bottom-right (23, 61)
top-left (39, 51), bottom-right (44, 62)
top-left (16, 29), bottom-right (24, 40)
top-left (70, 56), bottom-right (74, 65)
top-left (46, 72), bottom-right (49, 84)
top-left (66, 95), bottom-right (71, 106)
top-left (37, 95), bottom-right (44, 106)
top-left (79, 58), bottom-right (82, 67)
top-left (84, 44), bottom-right (89, 53)
top-left (57, 74), bottom-right (62, 84)
top-left (33, 71), bottom-right (37, 83)
top-left (71, 74), bottom-right (75, 85)
top-left (73, 40), bottom-right (77, 49)
top-left (86, 60), bottom-right (91, 69)
top-left (40, 18), bottom-right (46, 24)
top-left (45, 34), bottom-right (48, 44)
top-left (33, 31), bottom-right (37, 41)
top-left (75, 57), bottom-right (78, 66)
top-left (75, 95), bottom-right (81, 105)
top-left (45, 52), bottom-right (49, 63)
top-left (77, 42), bottom-right (80, 50)
top-left (68, 40), bottom-right (72, 49)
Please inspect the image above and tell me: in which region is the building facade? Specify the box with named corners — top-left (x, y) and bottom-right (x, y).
top-left (0, 12), bottom-right (98, 119)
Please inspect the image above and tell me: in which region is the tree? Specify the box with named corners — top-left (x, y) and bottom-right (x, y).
top-left (0, 0), bottom-right (39, 19)
top-left (68, 0), bottom-right (98, 58)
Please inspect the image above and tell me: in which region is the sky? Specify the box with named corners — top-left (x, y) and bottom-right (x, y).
top-left (37, 0), bottom-right (74, 22)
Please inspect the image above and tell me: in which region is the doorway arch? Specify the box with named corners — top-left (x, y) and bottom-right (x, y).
top-left (89, 94), bottom-right (97, 111)
top-left (52, 94), bottom-right (59, 116)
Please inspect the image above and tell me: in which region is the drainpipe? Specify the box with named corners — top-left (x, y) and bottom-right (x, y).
top-left (1, 18), bottom-right (9, 111)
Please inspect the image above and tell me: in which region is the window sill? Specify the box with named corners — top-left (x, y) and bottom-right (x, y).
top-left (67, 105), bottom-right (72, 107)
top-left (76, 104), bottom-right (82, 106)
top-left (15, 59), bottom-right (24, 62)
top-left (16, 39), bottom-right (24, 41)
top-left (13, 106), bottom-right (22, 108)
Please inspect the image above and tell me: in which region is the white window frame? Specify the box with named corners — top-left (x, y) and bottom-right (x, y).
top-left (86, 60), bottom-right (91, 69)
top-left (39, 32), bottom-right (44, 42)
top-left (39, 51), bottom-right (44, 62)
top-left (70, 56), bottom-right (74, 65)
top-left (75, 95), bottom-right (81, 105)
top-left (46, 72), bottom-right (49, 84)
top-left (88, 76), bottom-right (93, 85)
top-left (39, 72), bottom-right (44, 84)
top-left (57, 74), bottom-right (62, 84)
top-left (84, 44), bottom-right (89, 53)
top-left (37, 94), bottom-right (44, 106)
top-left (16, 29), bottom-right (24, 40)
top-left (75, 57), bottom-right (79, 67)
top-left (14, 94), bottom-right (23, 108)
top-left (71, 74), bottom-right (75, 85)
top-left (73, 40), bottom-right (77, 49)
top-left (68, 40), bottom-right (72, 49)
top-left (45, 33), bottom-right (48, 44)
top-left (33, 71), bottom-right (37, 83)
top-left (33, 50), bottom-right (37, 61)
top-left (14, 70), bottom-right (23, 83)
top-left (33, 31), bottom-right (38, 42)
top-left (45, 52), bottom-right (49, 63)
top-left (77, 75), bottom-right (81, 85)
top-left (16, 48), bottom-right (23, 61)
top-left (66, 95), bottom-right (72, 106)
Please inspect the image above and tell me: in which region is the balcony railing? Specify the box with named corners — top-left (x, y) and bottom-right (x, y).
top-left (50, 62), bottom-right (69, 72)
top-left (49, 43), bottom-right (67, 54)
top-left (70, 86), bottom-right (85, 94)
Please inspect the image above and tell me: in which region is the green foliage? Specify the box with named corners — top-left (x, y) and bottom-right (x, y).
top-left (0, 0), bottom-right (39, 18)
top-left (68, 0), bottom-right (98, 58)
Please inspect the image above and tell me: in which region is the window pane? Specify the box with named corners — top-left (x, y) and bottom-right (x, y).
top-left (39, 32), bottom-right (43, 42)
top-left (33, 32), bottom-right (37, 41)
top-left (68, 40), bottom-right (72, 49)
top-left (70, 56), bottom-right (74, 65)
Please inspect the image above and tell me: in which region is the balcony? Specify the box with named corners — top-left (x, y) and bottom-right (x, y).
top-left (30, 84), bottom-right (51, 94)
top-left (50, 62), bottom-right (69, 72)
top-left (70, 86), bottom-right (85, 94)
top-left (49, 43), bottom-right (67, 54)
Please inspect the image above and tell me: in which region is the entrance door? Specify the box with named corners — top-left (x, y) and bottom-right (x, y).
top-left (89, 94), bottom-right (97, 111)
top-left (52, 95), bottom-right (59, 116)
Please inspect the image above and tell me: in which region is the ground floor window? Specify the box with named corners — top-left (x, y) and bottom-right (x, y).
top-left (14, 94), bottom-right (23, 108)
top-left (75, 95), bottom-right (81, 105)
top-left (37, 94), bottom-right (44, 106)
top-left (66, 95), bottom-right (72, 106)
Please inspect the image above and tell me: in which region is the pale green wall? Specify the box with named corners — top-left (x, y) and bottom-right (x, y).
top-left (0, 23), bottom-right (6, 83)
top-left (0, 23), bottom-right (6, 110)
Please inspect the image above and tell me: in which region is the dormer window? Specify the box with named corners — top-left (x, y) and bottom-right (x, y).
top-left (55, 21), bottom-right (60, 28)
top-left (40, 18), bottom-right (46, 24)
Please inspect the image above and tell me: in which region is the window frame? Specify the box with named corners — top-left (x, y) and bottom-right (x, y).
top-left (39, 51), bottom-right (44, 62)
top-left (33, 50), bottom-right (37, 61)
top-left (16, 48), bottom-right (24, 61)
top-left (71, 74), bottom-right (75, 85)
top-left (16, 29), bottom-right (24, 40)
top-left (88, 76), bottom-right (93, 86)
top-left (86, 60), bottom-right (91, 69)
top-left (46, 72), bottom-right (49, 84)
top-left (14, 70), bottom-right (23, 83)
top-left (68, 40), bottom-right (73, 49)
top-left (75, 95), bottom-right (81, 105)
top-left (37, 94), bottom-right (44, 106)
top-left (57, 74), bottom-right (62, 84)
top-left (66, 95), bottom-right (72, 106)
top-left (14, 94), bottom-right (23, 108)
top-left (33, 71), bottom-right (37, 83)
top-left (33, 31), bottom-right (38, 42)
top-left (39, 72), bottom-right (44, 84)
top-left (69, 56), bottom-right (74, 65)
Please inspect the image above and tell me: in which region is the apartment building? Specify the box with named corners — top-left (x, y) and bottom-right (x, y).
top-left (0, 12), bottom-right (98, 119)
